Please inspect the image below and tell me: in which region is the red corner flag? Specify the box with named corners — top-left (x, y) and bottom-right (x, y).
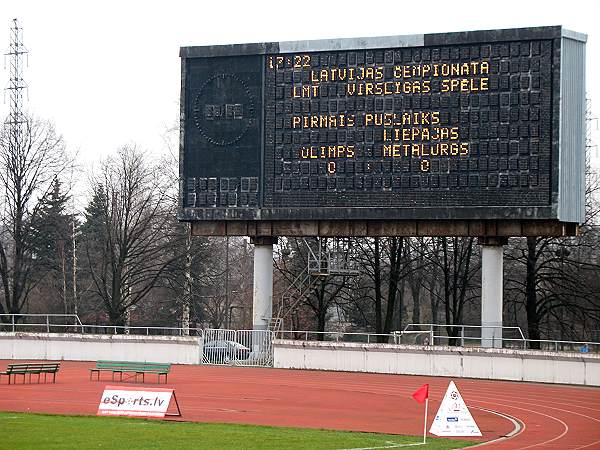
top-left (412, 384), bottom-right (429, 404)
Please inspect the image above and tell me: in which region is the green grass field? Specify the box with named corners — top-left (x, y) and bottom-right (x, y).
top-left (0, 412), bottom-right (476, 450)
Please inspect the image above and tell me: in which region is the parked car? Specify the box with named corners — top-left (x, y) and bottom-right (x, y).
top-left (203, 340), bottom-right (250, 364)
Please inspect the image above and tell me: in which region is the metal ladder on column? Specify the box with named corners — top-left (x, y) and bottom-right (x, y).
top-left (269, 237), bottom-right (359, 335)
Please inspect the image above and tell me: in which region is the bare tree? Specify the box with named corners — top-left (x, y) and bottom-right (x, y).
top-left (505, 144), bottom-right (600, 347)
top-left (350, 237), bottom-right (410, 341)
top-left (0, 117), bottom-right (71, 319)
top-left (426, 237), bottom-right (480, 344)
top-left (81, 145), bottom-right (180, 327)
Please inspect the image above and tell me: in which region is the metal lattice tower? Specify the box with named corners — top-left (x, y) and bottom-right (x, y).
top-left (4, 18), bottom-right (28, 147)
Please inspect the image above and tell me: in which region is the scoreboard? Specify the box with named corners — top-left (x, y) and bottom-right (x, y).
top-left (179, 27), bottom-right (586, 237)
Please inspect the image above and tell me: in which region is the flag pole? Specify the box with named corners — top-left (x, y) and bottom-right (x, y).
top-left (423, 397), bottom-right (428, 444)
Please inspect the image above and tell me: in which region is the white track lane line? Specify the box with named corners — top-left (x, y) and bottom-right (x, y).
top-left (471, 400), bottom-right (569, 449)
top-left (451, 390), bottom-right (600, 448)
top-left (456, 387), bottom-right (600, 412)
top-left (466, 406), bottom-right (525, 448)
top-left (469, 394), bottom-right (600, 426)
top-left (573, 441), bottom-right (600, 450)
top-left (573, 439), bottom-right (600, 449)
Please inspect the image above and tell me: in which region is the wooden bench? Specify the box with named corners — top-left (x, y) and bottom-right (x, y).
top-left (89, 361), bottom-right (171, 384)
top-left (0, 362), bottom-right (60, 385)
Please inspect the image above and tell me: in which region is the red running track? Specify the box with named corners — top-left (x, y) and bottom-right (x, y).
top-left (0, 360), bottom-right (599, 449)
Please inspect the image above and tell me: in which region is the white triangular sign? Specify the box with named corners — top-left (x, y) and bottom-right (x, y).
top-left (429, 381), bottom-right (482, 437)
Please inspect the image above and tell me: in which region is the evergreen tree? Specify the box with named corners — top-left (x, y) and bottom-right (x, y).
top-left (29, 177), bottom-right (75, 315)
top-left (0, 116), bottom-right (72, 319)
top-left (80, 184), bottom-right (107, 239)
top-left (81, 146), bottom-right (182, 328)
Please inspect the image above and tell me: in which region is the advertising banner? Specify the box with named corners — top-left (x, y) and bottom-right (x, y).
top-left (97, 385), bottom-right (180, 418)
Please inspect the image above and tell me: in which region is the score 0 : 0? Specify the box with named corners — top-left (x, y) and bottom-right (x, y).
top-left (326, 160), bottom-right (430, 175)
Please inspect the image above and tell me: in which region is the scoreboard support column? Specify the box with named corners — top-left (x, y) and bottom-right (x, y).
top-left (251, 237), bottom-right (277, 332)
top-left (479, 237), bottom-right (508, 348)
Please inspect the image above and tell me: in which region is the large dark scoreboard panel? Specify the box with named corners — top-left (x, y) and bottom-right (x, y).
top-left (265, 41), bottom-right (552, 210)
top-left (180, 27), bottom-right (586, 229)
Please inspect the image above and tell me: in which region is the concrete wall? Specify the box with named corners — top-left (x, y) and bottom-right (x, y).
top-left (274, 340), bottom-right (600, 386)
top-left (2, 333), bottom-right (598, 387)
top-left (0, 332), bottom-right (201, 365)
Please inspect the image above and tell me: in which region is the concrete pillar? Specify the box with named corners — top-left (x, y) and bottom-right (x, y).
top-left (479, 237), bottom-right (507, 348)
top-left (251, 237), bottom-right (276, 331)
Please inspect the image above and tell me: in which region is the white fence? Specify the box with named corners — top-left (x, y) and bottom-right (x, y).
top-left (0, 329), bottom-right (274, 368)
top-left (273, 339), bottom-right (600, 386)
top-left (0, 332), bottom-right (201, 364)
top-left (1, 330), bottom-right (599, 385)
top-left (201, 329), bottom-right (273, 367)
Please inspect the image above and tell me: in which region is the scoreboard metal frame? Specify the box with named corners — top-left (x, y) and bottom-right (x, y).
top-left (179, 26), bottom-right (586, 237)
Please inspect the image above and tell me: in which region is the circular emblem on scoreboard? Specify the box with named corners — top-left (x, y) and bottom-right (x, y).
top-left (193, 73), bottom-right (255, 146)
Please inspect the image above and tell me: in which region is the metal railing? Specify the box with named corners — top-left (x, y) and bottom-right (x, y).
top-left (0, 314), bottom-right (200, 337)
top-left (402, 323), bottom-right (526, 348)
top-left (1, 314), bottom-right (598, 354)
top-left (276, 326), bottom-right (599, 353)
top-left (401, 323), bottom-right (600, 352)
top-left (0, 314), bottom-right (83, 333)
top-left (277, 329), bottom-right (427, 344)
top-left (79, 324), bottom-right (203, 336)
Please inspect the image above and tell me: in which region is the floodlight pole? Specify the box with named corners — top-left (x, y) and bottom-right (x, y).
top-left (479, 237), bottom-right (507, 349)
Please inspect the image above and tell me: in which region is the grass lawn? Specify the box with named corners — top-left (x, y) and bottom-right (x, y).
top-left (0, 411), bottom-right (476, 449)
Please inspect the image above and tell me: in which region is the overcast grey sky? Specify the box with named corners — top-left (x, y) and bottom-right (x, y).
top-left (1, 0), bottom-right (599, 167)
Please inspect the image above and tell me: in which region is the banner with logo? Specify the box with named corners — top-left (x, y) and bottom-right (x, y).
top-left (429, 381), bottom-right (481, 437)
top-left (97, 385), bottom-right (181, 418)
